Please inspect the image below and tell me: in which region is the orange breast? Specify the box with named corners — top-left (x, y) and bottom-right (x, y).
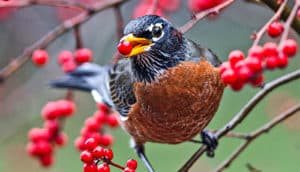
top-left (123, 60), bottom-right (225, 144)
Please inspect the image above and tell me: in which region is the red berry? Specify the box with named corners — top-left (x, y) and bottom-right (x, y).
top-left (100, 134), bottom-right (114, 147)
top-left (132, 2), bottom-right (165, 19)
top-left (250, 74), bottom-right (264, 87)
top-left (126, 159), bottom-right (138, 170)
top-left (158, 0), bottom-right (180, 12)
top-left (36, 140), bottom-right (53, 155)
top-left (103, 148), bottom-right (113, 160)
top-left (123, 168), bottom-right (135, 172)
top-left (221, 68), bottom-right (237, 85)
top-left (40, 155), bottom-right (54, 167)
top-left (56, 100), bottom-right (76, 117)
top-left (74, 48), bottom-right (93, 63)
top-left (28, 128), bottom-right (50, 142)
top-left (90, 133), bottom-right (103, 144)
top-left (228, 50), bottom-right (245, 67)
top-left (41, 101), bottom-right (60, 120)
top-left (80, 150), bottom-right (94, 163)
top-left (297, 9), bottom-right (300, 19)
top-left (117, 40), bottom-right (133, 55)
top-left (97, 103), bottom-right (110, 113)
top-left (248, 46), bottom-right (264, 59)
top-left (44, 120), bottom-right (60, 135)
top-left (92, 146), bottom-right (105, 159)
top-left (93, 110), bottom-right (106, 124)
top-left (26, 142), bottom-right (38, 156)
top-left (85, 117), bottom-right (100, 131)
top-left (75, 136), bottom-right (86, 151)
top-left (105, 115), bottom-right (119, 127)
top-left (263, 42), bottom-right (278, 56)
top-left (85, 137), bottom-right (98, 150)
top-left (267, 21), bottom-right (283, 37)
top-left (236, 66), bottom-right (252, 82)
top-left (58, 50), bottom-right (73, 65)
top-left (230, 81), bottom-right (244, 91)
top-left (62, 60), bottom-right (77, 73)
top-left (84, 163), bottom-right (98, 172)
top-left (265, 56), bottom-right (279, 69)
top-left (188, 0), bottom-right (223, 12)
top-left (55, 132), bottom-right (68, 146)
top-left (218, 61), bottom-right (230, 74)
top-left (282, 39), bottom-right (298, 57)
top-left (245, 57), bottom-right (263, 72)
top-left (277, 53), bottom-right (289, 68)
top-left (98, 164), bottom-right (110, 172)
top-left (32, 49), bottom-right (49, 66)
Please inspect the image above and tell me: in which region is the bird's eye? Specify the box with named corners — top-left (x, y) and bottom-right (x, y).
top-left (152, 26), bottom-right (162, 38)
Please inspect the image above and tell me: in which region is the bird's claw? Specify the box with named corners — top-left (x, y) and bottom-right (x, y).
top-left (201, 130), bottom-right (218, 158)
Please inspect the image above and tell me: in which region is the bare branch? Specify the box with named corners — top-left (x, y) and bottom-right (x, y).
top-left (279, 0), bottom-right (300, 48)
top-left (215, 103), bottom-right (300, 171)
top-left (113, 4), bottom-right (124, 39)
top-left (0, 0), bottom-right (128, 83)
top-left (178, 69), bottom-right (300, 172)
top-left (179, 0), bottom-right (235, 33)
top-left (251, 0), bottom-right (288, 47)
top-left (74, 26), bottom-right (83, 49)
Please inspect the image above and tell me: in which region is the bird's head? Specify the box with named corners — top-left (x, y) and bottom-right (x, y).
top-left (120, 15), bottom-right (183, 58)
top-left (118, 15), bottom-right (185, 82)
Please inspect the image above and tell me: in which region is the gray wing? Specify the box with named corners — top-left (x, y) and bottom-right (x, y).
top-left (184, 38), bottom-right (222, 67)
top-left (109, 58), bottom-right (136, 117)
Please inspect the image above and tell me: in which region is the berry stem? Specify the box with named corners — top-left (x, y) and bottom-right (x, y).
top-left (74, 26), bottom-right (83, 49)
top-left (179, 0), bottom-right (235, 33)
top-left (251, 0), bottom-right (288, 48)
top-left (106, 160), bottom-right (125, 170)
top-left (278, 0), bottom-right (300, 49)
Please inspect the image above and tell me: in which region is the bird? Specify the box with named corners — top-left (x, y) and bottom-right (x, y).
top-left (50, 15), bottom-right (225, 172)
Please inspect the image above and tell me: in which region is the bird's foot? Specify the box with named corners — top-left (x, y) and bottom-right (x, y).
top-left (201, 130), bottom-right (218, 158)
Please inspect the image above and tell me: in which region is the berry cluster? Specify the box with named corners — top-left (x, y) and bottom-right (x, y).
top-left (80, 138), bottom-right (138, 172)
top-left (75, 103), bottom-right (119, 151)
top-left (27, 99), bottom-right (76, 167)
top-left (220, 39), bottom-right (297, 91)
top-left (31, 48), bottom-right (93, 72)
top-left (188, 0), bottom-right (224, 13)
top-left (133, 0), bottom-right (180, 18)
top-left (58, 48), bottom-right (93, 73)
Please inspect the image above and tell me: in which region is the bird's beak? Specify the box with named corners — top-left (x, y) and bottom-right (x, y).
top-left (120, 34), bottom-right (153, 57)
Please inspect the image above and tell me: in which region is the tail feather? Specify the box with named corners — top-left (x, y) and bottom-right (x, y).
top-left (49, 63), bottom-right (114, 107)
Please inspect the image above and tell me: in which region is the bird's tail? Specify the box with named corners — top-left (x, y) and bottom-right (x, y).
top-left (49, 63), bottom-right (114, 107)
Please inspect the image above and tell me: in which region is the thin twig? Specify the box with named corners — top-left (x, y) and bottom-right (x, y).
top-left (260, 0), bottom-right (300, 34)
top-left (113, 5), bottom-right (124, 39)
top-left (178, 69), bottom-right (300, 172)
top-left (0, 0), bottom-right (128, 83)
top-left (251, 0), bottom-right (288, 47)
top-left (74, 26), bottom-right (83, 49)
top-left (0, 0), bottom-right (86, 10)
top-left (279, 0), bottom-right (300, 49)
top-left (179, 0), bottom-right (235, 33)
top-left (215, 103), bottom-right (300, 172)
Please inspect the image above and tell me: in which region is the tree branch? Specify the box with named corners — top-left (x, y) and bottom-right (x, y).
top-left (215, 103), bottom-right (300, 172)
top-left (0, 0), bottom-right (128, 83)
top-left (178, 69), bottom-right (300, 172)
top-left (251, 0), bottom-right (288, 47)
top-left (179, 0), bottom-right (235, 33)
top-left (259, 0), bottom-right (300, 34)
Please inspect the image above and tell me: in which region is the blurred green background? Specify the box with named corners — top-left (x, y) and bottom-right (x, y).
top-left (0, 1), bottom-right (300, 172)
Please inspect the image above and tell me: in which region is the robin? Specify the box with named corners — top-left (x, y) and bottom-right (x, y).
top-left (51, 15), bottom-right (225, 172)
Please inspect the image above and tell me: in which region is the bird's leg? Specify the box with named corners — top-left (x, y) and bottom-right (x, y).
top-left (201, 130), bottom-right (218, 158)
top-left (134, 143), bottom-right (155, 172)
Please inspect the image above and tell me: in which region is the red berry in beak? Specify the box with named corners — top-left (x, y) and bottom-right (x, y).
top-left (117, 40), bottom-right (133, 55)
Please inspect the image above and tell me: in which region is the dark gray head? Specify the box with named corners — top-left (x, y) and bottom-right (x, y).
top-left (119, 15), bottom-right (186, 83)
